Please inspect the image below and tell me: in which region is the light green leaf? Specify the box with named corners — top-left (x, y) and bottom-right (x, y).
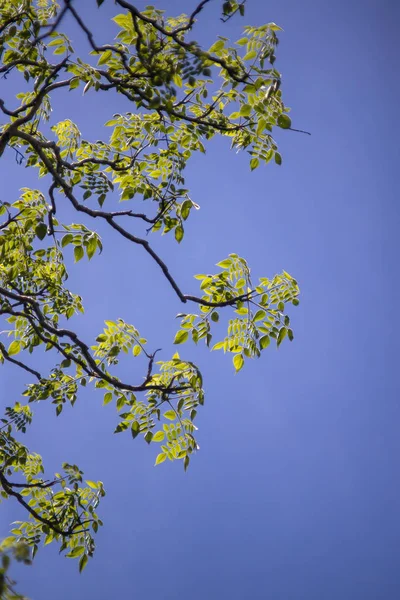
top-left (47, 38), bottom-right (64, 47)
top-left (86, 480), bottom-right (98, 489)
top-left (256, 118), bottom-right (266, 136)
top-left (67, 546), bottom-right (85, 558)
top-left (61, 233), bottom-right (73, 247)
top-left (131, 421), bottom-right (140, 439)
top-left (79, 554), bottom-right (88, 573)
top-left (260, 335), bottom-right (270, 349)
top-left (152, 431), bottom-right (165, 442)
top-left (233, 353), bottom-right (244, 372)
top-left (155, 453), bottom-right (166, 466)
top-left (164, 410), bottom-right (176, 421)
top-left (268, 22), bottom-right (283, 31)
top-left (209, 40), bottom-right (225, 53)
top-left (74, 245), bottom-right (84, 263)
top-left (243, 50), bottom-right (257, 61)
top-left (132, 345), bottom-right (142, 357)
top-left (212, 341), bottom-right (225, 350)
top-left (253, 309), bottom-right (266, 322)
top-left (277, 114), bottom-right (292, 129)
top-left (98, 50), bottom-right (112, 65)
top-left (7, 340), bottom-right (21, 356)
top-left (173, 330), bottom-right (189, 344)
top-left (103, 392), bottom-right (113, 406)
top-left (250, 157), bottom-right (259, 171)
top-left (240, 104), bottom-right (251, 117)
top-left (172, 73), bottom-right (183, 87)
top-left (53, 45), bottom-right (66, 55)
top-left (216, 259), bottom-right (232, 269)
top-left (175, 225), bottom-right (184, 243)
top-left (69, 77), bottom-right (80, 91)
top-left (86, 237), bottom-right (98, 260)
top-left (277, 327), bottom-right (287, 347)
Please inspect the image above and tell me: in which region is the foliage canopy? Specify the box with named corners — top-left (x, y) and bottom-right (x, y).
top-left (0, 0), bottom-right (299, 594)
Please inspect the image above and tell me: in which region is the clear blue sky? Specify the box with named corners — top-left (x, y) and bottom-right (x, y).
top-left (2, 0), bottom-right (399, 598)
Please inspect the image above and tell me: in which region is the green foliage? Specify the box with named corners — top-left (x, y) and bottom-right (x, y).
top-left (174, 255), bottom-right (299, 370)
top-left (0, 0), bottom-right (300, 590)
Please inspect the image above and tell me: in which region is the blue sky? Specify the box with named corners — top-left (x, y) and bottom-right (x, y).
top-left (2, 0), bottom-right (399, 598)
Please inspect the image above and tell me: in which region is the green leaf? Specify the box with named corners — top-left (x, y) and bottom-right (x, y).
top-left (233, 353), bottom-right (244, 372)
top-left (53, 45), bottom-right (66, 55)
top-left (216, 259), bottom-right (232, 269)
top-left (155, 453), bottom-right (166, 466)
top-left (132, 345), bottom-right (141, 357)
top-left (35, 223), bottom-right (47, 240)
top-left (277, 114), bottom-right (292, 129)
top-left (131, 421), bottom-right (140, 439)
top-left (209, 40), bottom-right (225, 53)
top-left (152, 431), bottom-right (165, 442)
top-left (180, 200), bottom-right (192, 220)
top-left (48, 38), bottom-right (64, 47)
top-left (7, 340), bottom-right (21, 356)
top-left (61, 233), bottom-right (73, 247)
top-left (240, 104), bottom-right (251, 117)
top-left (69, 78), bottom-right (80, 90)
top-left (212, 341), bottom-right (224, 350)
top-left (268, 22), bottom-right (283, 31)
top-left (172, 73), bottom-right (183, 87)
top-left (277, 327), bottom-right (287, 347)
top-left (243, 50), bottom-right (257, 61)
top-left (86, 237), bottom-right (97, 260)
top-left (250, 158), bottom-right (259, 171)
top-left (173, 330), bottom-right (189, 345)
top-left (144, 431), bottom-right (153, 444)
top-left (275, 152), bottom-right (282, 165)
top-left (175, 225), bottom-right (184, 243)
top-left (164, 410), bottom-right (176, 421)
top-left (98, 50), bottom-right (112, 65)
top-left (259, 335), bottom-right (270, 349)
top-left (211, 311), bottom-right (219, 322)
top-left (86, 480), bottom-right (98, 489)
top-left (253, 309), bottom-right (266, 322)
top-left (103, 392), bottom-right (113, 406)
top-left (67, 546), bottom-right (85, 558)
top-left (74, 246), bottom-right (84, 263)
top-left (256, 118), bottom-right (266, 136)
top-left (79, 554), bottom-right (88, 573)
top-left (200, 277), bottom-right (212, 290)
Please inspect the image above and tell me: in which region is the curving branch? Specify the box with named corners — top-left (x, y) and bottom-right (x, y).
top-left (0, 470), bottom-right (87, 537)
top-left (0, 341), bottom-right (42, 381)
